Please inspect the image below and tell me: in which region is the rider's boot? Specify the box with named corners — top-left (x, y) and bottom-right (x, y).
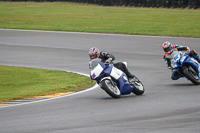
top-left (198, 58), bottom-right (200, 63)
top-left (124, 69), bottom-right (135, 82)
top-left (195, 56), bottom-right (200, 63)
top-left (190, 49), bottom-right (200, 63)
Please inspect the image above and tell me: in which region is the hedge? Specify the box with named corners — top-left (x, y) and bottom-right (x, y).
top-left (2, 0), bottom-right (200, 8)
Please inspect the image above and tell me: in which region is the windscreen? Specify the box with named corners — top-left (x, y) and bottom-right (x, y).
top-left (89, 58), bottom-right (101, 70)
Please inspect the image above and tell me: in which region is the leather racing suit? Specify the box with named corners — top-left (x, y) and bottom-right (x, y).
top-left (99, 51), bottom-right (135, 80)
top-left (163, 45), bottom-right (200, 80)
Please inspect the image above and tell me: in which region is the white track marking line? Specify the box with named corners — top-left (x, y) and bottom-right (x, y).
top-left (0, 72), bottom-right (98, 109)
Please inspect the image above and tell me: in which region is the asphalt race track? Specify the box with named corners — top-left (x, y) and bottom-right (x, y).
top-left (0, 29), bottom-right (200, 133)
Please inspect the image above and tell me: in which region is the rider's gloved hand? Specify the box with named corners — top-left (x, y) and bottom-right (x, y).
top-left (175, 44), bottom-right (179, 48)
top-left (186, 46), bottom-right (191, 53)
top-left (105, 58), bottom-right (112, 65)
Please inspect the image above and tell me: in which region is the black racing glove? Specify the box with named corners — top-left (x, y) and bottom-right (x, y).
top-left (105, 58), bottom-right (112, 65)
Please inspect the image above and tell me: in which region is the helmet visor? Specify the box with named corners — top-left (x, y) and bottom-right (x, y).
top-left (89, 54), bottom-right (97, 59)
top-left (164, 47), bottom-right (171, 52)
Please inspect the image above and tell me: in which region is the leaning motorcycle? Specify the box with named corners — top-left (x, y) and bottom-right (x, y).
top-left (171, 51), bottom-right (200, 85)
top-left (89, 58), bottom-right (145, 98)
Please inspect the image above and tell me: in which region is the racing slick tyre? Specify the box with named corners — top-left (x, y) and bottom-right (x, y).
top-left (183, 66), bottom-right (200, 85)
top-left (101, 79), bottom-right (121, 98)
top-left (130, 76), bottom-right (145, 95)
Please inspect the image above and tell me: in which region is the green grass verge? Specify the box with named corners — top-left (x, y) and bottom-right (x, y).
top-left (0, 2), bottom-right (200, 37)
top-left (0, 65), bottom-right (95, 102)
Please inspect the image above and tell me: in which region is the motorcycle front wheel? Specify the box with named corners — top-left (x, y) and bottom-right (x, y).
top-left (183, 66), bottom-right (200, 85)
top-left (100, 79), bottom-right (121, 98)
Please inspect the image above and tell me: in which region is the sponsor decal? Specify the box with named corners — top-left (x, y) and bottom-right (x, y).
top-left (92, 73), bottom-right (96, 79)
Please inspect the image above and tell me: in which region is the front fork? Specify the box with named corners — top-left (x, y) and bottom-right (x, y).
top-left (181, 66), bottom-right (200, 79)
top-left (99, 77), bottom-right (117, 89)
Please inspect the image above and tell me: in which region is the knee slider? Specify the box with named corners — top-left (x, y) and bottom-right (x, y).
top-left (122, 62), bottom-right (127, 68)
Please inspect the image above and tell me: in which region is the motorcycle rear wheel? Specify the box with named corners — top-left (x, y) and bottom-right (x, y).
top-left (183, 66), bottom-right (200, 85)
top-left (101, 79), bottom-right (121, 98)
top-left (130, 76), bottom-right (145, 95)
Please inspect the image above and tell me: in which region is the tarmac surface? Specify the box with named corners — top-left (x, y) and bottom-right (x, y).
top-left (0, 29), bottom-right (200, 133)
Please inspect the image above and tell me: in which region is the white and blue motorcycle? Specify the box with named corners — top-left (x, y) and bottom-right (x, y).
top-left (89, 58), bottom-right (144, 98)
top-left (171, 51), bottom-right (200, 85)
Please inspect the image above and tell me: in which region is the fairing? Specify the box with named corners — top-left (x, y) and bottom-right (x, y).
top-left (172, 52), bottom-right (200, 78)
top-left (89, 58), bottom-right (134, 95)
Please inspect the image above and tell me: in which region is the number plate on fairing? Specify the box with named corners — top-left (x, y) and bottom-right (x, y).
top-left (174, 54), bottom-right (180, 62)
top-left (90, 64), bottom-right (103, 79)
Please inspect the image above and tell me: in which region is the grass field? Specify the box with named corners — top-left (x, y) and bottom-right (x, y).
top-left (0, 65), bottom-right (95, 102)
top-left (0, 2), bottom-right (200, 37)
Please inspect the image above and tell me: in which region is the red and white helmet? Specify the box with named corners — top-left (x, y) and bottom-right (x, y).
top-left (162, 41), bottom-right (173, 54)
top-left (89, 47), bottom-right (100, 59)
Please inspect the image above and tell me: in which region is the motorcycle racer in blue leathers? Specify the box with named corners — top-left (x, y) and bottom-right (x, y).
top-left (162, 41), bottom-right (200, 80)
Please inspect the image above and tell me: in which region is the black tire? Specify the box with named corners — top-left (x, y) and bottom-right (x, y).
top-left (100, 79), bottom-right (121, 98)
top-left (130, 77), bottom-right (145, 95)
top-left (183, 66), bottom-right (200, 85)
